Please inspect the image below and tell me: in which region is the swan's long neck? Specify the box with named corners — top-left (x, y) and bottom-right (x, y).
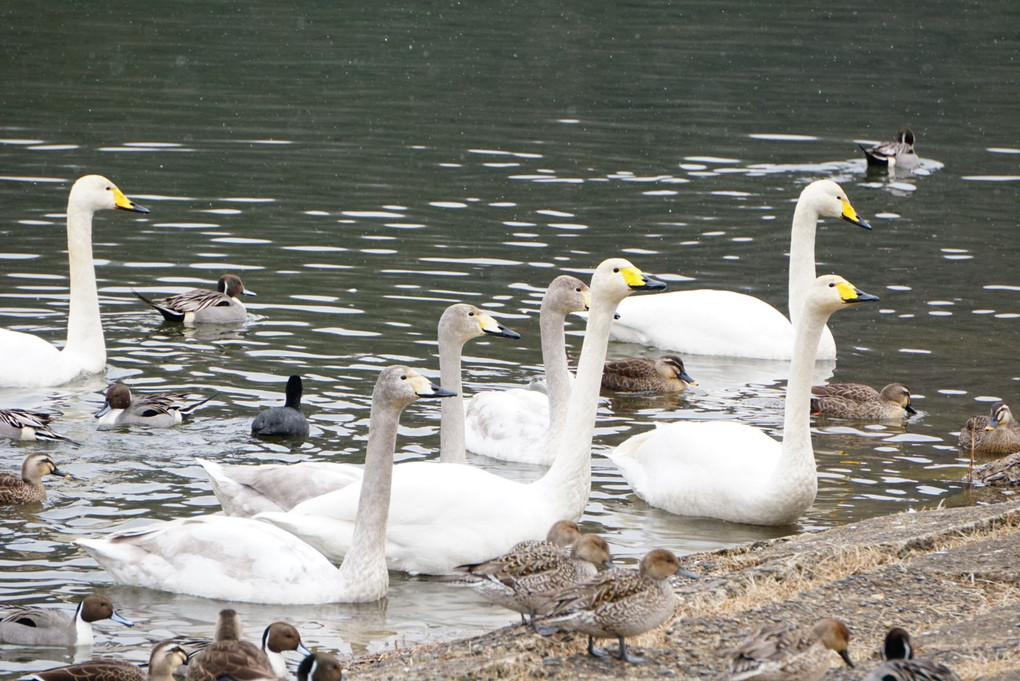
top-left (335, 390), bottom-right (402, 593)
top-left (769, 299), bottom-right (829, 498)
top-left (63, 200), bottom-right (105, 362)
top-left (438, 330), bottom-right (465, 463)
top-left (787, 200), bottom-right (820, 327)
top-left (539, 303), bottom-right (571, 440)
top-left (535, 296), bottom-right (615, 518)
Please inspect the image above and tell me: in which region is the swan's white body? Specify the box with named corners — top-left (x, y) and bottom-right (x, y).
top-left (258, 259), bottom-right (664, 574)
top-left (609, 275), bottom-right (877, 526)
top-left (198, 304), bottom-right (513, 517)
top-left (76, 367), bottom-right (449, 604)
top-left (464, 275), bottom-right (589, 465)
top-left (0, 175), bottom-right (147, 388)
top-left (610, 180), bottom-right (870, 360)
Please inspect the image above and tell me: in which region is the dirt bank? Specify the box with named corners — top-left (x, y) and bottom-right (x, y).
top-left (343, 499), bottom-right (1020, 680)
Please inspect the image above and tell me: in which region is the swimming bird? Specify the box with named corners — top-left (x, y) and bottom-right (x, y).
top-left (541, 548), bottom-right (693, 664)
top-left (0, 409), bottom-right (77, 444)
top-left (251, 375), bottom-right (310, 440)
top-left (601, 355), bottom-right (697, 393)
top-left (185, 609), bottom-right (276, 681)
top-left (610, 179), bottom-right (870, 360)
top-left (810, 382), bottom-right (916, 420)
top-left (0, 175), bottom-right (148, 388)
top-left (463, 275), bottom-right (590, 465)
top-left (0, 453), bottom-right (71, 505)
top-left (197, 302), bottom-right (517, 515)
top-left (463, 533), bottom-right (612, 627)
top-left (0, 594), bottom-right (133, 647)
top-left (256, 259), bottom-right (665, 575)
top-left (863, 627), bottom-right (962, 681)
top-left (95, 383), bottom-right (214, 428)
top-left (958, 401), bottom-right (1020, 455)
top-left (435, 303), bottom-right (521, 464)
top-left (76, 367), bottom-right (455, 603)
top-left (728, 618), bottom-right (854, 680)
top-left (610, 275), bottom-right (879, 526)
top-left (296, 653), bottom-right (343, 681)
top-left (134, 274), bottom-right (255, 325)
top-left (17, 640), bottom-right (188, 681)
top-left (859, 128), bottom-right (920, 170)
top-left (260, 622), bottom-right (312, 677)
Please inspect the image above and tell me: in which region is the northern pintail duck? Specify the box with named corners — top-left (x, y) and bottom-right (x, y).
top-left (0, 453), bottom-right (71, 505)
top-left (256, 260), bottom-right (665, 575)
top-left (185, 610), bottom-right (276, 681)
top-left (0, 594), bottom-right (133, 647)
top-left (77, 368), bottom-right (455, 604)
top-left (18, 639), bottom-right (188, 681)
top-left (0, 175), bottom-right (148, 389)
top-left (463, 275), bottom-right (588, 465)
top-left (297, 653), bottom-right (343, 681)
top-left (601, 355), bottom-right (697, 393)
top-left (465, 533), bottom-right (612, 628)
top-left (810, 382), bottom-right (916, 420)
top-left (542, 548), bottom-right (695, 664)
top-left (135, 273), bottom-right (255, 325)
top-left (728, 617), bottom-right (854, 681)
top-left (863, 627), bottom-right (962, 681)
top-left (261, 622), bottom-right (312, 678)
top-left (251, 375), bottom-right (310, 440)
top-left (95, 383), bottom-right (213, 428)
top-left (859, 128), bottom-right (920, 170)
top-left (959, 401), bottom-right (1020, 455)
top-left (0, 409), bottom-right (77, 444)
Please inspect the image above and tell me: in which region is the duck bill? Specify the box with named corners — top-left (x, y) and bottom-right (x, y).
top-left (110, 609), bottom-right (134, 627)
top-left (49, 467), bottom-right (73, 479)
top-left (838, 649), bottom-right (854, 668)
top-left (242, 288), bottom-right (257, 297)
top-left (680, 371), bottom-right (698, 386)
top-left (839, 199), bottom-right (871, 230)
top-left (675, 567), bottom-right (699, 580)
top-left (95, 403), bottom-right (112, 418)
top-left (297, 641), bottom-right (312, 656)
top-left (905, 404), bottom-right (918, 415)
top-left (113, 187), bottom-right (149, 214)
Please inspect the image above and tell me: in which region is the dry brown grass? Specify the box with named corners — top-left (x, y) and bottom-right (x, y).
top-left (955, 647), bottom-right (1020, 681)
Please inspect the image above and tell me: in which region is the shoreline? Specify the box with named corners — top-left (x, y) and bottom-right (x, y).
top-left (344, 498), bottom-right (1020, 680)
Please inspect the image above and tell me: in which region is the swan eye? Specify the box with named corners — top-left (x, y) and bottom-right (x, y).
top-left (468, 311), bottom-right (475, 316)
top-left (828, 282), bottom-right (836, 287)
top-left (400, 374), bottom-right (407, 381)
top-left (575, 287), bottom-right (581, 292)
top-left (613, 268), bottom-right (620, 273)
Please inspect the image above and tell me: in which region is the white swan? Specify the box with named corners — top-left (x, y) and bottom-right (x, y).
top-left (196, 303), bottom-right (516, 516)
top-left (609, 275), bottom-right (878, 526)
top-left (463, 275), bottom-right (590, 464)
top-left (437, 303), bottom-right (520, 463)
top-left (75, 366), bottom-right (453, 604)
top-left (257, 258), bottom-right (665, 574)
top-left (610, 180), bottom-right (870, 360)
top-left (0, 175), bottom-right (148, 388)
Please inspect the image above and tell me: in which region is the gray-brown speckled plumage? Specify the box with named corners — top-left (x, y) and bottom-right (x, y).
top-left (0, 453), bottom-right (69, 505)
top-left (959, 401), bottom-right (1020, 455)
top-left (728, 617), bottom-right (853, 681)
top-left (19, 640), bottom-right (187, 681)
top-left (810, 382), bottom-right (915, 420)
top-left (601, 355), bottom-right (696, 393)
top-left (185, 610), bottom-right (277, 681)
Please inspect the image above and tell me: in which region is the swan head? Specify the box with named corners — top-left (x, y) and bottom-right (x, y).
top-left (69, 174), bottom-right (149, 214)
top-left (439, 303), bottom-right (520, 345)
top-left (218, 273), bottom-right (256, 298)
top-left (807, 275), bottom-right (879, 316)
top-left (376, 365), bottom-right (456, 409)
top-left (799, 179), bottom-right (870, 230)
top-left (812, 618), bottom-right (854, 668)
top-left (880, 383), bottom-right (916, 414)
top-left (986, 401), bottom-right (1013, 431)
top-left (545, 275), bottom-right (591, 315)
top-left (590, 258), bottom-right (666, 307)
top-left (656, 355), bottom-right (697, 386)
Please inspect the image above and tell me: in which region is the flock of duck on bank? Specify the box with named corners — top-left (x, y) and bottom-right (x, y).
top-left (0, 135), bottom-right (995, 676)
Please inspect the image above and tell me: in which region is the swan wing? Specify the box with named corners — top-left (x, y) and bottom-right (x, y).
top-left (198, 459), bottom-right (363, 517)
top-left (611, 290), bottom-right (836, 360)
top-left (463, 389), bottom-right (552, 463)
